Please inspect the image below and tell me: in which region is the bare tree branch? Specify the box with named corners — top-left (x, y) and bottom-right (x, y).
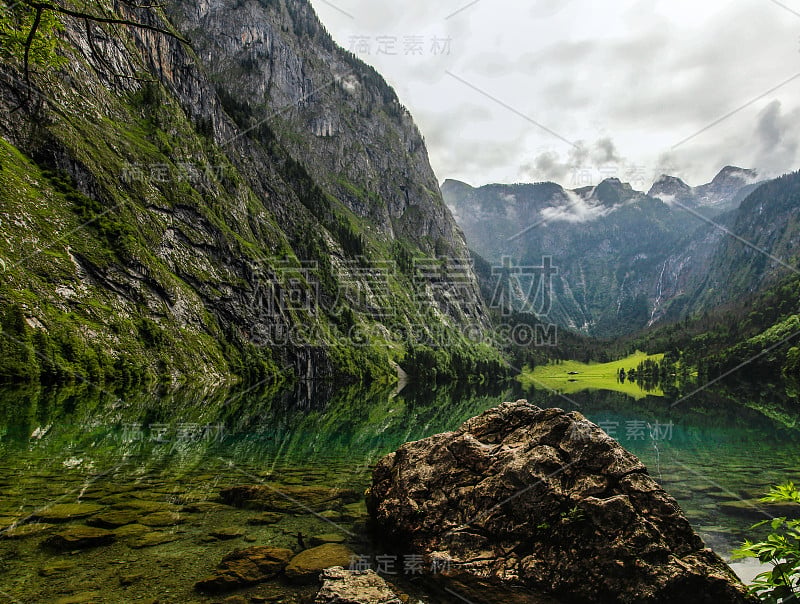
top-left (12, 0), bottom-right (191, 100)
top-left (22, 5), bottom-right (43, 84)
top-left (22, 1), bottom-right (190, 44)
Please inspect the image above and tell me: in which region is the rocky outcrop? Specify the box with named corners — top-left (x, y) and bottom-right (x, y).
top-left (367, 400), bottom-right (756, 603)
top-left (313, 567), bottom-right (402, 604)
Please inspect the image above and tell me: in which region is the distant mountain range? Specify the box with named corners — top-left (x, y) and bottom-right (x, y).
top-left (443, 167), bottom-right (800, 337)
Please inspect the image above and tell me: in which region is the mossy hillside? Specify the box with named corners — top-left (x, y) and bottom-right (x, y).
top-left (0, 138), bottom-right (252, 386)
top-left (0, 26), bottom-right (291, 385)
top-left (0, 3), bottom-right (502, 386)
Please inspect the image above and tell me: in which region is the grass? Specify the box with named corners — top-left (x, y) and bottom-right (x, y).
top-left (518, 351), bottom-right (665, 400)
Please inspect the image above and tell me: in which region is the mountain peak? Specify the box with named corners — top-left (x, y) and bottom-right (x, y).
top-left (441, 178), bottom-right (474, 192)
top-left (598, 177), bottom-right (629, 187)
top-left (648, 175), bottom-right (692, 203)
top-left (592, 178), bottom-right (637, 206)
top-left (711, 166), bottom-right (758, 186)
top-left (652, 174), bottom-right (689, 187)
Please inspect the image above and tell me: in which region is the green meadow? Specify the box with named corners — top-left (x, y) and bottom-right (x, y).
top-left (518, 351), bottom-right (665, 399)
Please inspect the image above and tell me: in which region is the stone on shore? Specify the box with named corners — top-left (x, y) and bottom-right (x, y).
top-left (313, 567), bottom-right (402, 603)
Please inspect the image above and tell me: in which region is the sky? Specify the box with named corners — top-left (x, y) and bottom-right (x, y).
top-left (308, 0), bottom-right (800, 191)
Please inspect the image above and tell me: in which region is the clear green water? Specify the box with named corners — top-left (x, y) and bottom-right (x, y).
top-left (0, 380), bottom-right (798, 603)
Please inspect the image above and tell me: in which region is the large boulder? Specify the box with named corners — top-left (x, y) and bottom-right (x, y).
top-left (367, 400), bottom-right (756, 603)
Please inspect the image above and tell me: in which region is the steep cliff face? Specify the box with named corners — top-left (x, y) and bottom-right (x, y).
top-left (0, 0), bottom-right (494, 386)
top-left (166, 0), bottom-right (463, 250)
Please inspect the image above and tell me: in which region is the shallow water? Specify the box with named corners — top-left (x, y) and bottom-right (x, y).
top-left (0, 380), bottom-right (798, 602)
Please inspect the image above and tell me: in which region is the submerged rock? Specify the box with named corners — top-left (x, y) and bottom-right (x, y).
top-left (113, 523), bottom-right (150, 538)
top-left (87, 510), bottom-right (139, 529)
top-left (717, 499), bottom-right (799, 519)
top-left (31, 503), bottom-right (104, 523)
top-left (220, 484), bottom-right (359, 512)
top-left (246, 512), bottom-right (282, 525)
top-left (39, 561), bottom-right (77, 577)
top-left (367, 400), bottom-right (756, 603)
top-left (208, 527), bottom-right (245, 540)
top-left (314, 567), bottom-right (402, 603)
top-left (1, 523), bottom-right (55, 539)
top-left (137, 511), bottom-right (184, 527)
top-left (42, 526), bottom-right (115, 550)
top-left (128, 531), bottom-right (180, 549)
top-left (194, 546), bottom-right (293, 594)
top-left (309, 533), bottom-right (348, 546)
top-left (108, 500), bottom-right (177, 514)
top-left (285, 544), bottom-right (356, 583)
top-left (181, 501), bottom-right (230, 514)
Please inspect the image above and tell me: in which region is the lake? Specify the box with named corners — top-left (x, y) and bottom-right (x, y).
top-left (0, 378), bottom-right (798, 602)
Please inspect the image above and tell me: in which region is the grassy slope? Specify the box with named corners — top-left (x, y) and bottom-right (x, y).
top-left (518, 351), bottom-right (665, 400)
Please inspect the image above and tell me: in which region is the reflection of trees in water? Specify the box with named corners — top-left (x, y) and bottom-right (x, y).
top-left (2, 378), bottom-right (797, 482)
top-left (0, 379), bottom-right (518, 472)
top-left (617, 357), bottom-right (663, 394)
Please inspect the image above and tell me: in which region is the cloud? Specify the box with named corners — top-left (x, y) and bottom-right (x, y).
top-left (592, 137), bottom-right (621, 165)
top-left (752, 100), bottom-right (800, 178)
top-left (521, 151), bottom-right (569, 183)
top-left (539, 190), bottom-right (615, 224)
top-left (310, 0), bottom-right (800, 188)
top-left (521, 138), bottom-right (635, 186)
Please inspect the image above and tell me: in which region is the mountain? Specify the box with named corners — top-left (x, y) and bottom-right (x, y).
top-left (674, 171), bottom-right (800, 314)
top-left (0, 0), bottom-right (499, 386)
top-left (443, 167), bottom-right (781, 338)
top-left (443, 177), bottom-right (697, 336)
top-left (647, 175), bottom-right (695, 207)
top-left (648, 166), bottom-right (761, 213)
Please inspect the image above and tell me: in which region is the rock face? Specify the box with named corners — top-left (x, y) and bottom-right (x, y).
top-left (314, 567), bottom-right (402, 604)
top-left (367, 400), bottom-right (755, 603)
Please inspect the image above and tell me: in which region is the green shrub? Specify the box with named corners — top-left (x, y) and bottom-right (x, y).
top-left (733, 482), bottom-right (800, 602)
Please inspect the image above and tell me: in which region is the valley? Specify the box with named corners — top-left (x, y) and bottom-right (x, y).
top-left (0, 0), bottom-right (798, 601)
